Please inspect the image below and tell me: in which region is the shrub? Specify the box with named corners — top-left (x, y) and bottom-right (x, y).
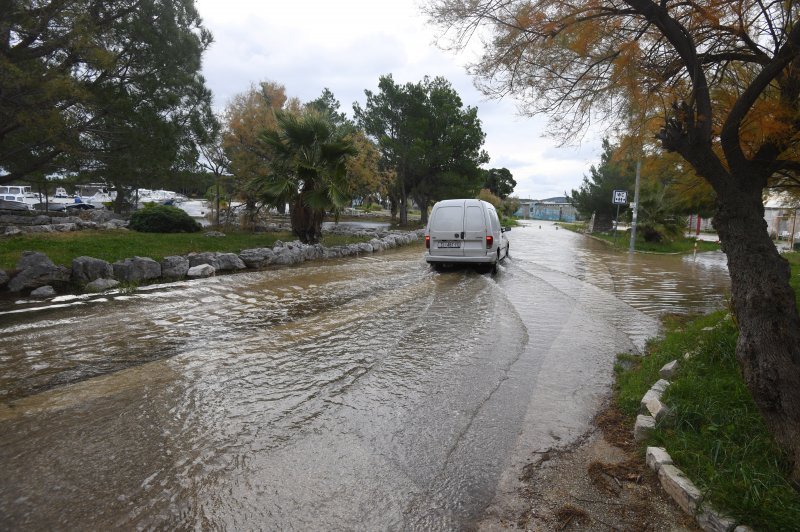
top-left (129, 205), bottom-right (201, 233)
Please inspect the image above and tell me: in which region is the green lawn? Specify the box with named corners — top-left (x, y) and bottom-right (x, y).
top-left (559, 223), bottom-right (721, 253)
top-left (0, 230), bottom-right (370, 270)
top-left (614, 253), bottom-right (800, 529)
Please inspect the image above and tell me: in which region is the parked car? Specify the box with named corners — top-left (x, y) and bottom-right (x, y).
top-left (424, 199), bottom-right (510, 273)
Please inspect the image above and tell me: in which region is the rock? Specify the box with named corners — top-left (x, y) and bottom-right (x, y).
top-left (369, 238), bottom-right (384, 252)
top-left (213, 252), bottom-right (246, 271)
top-left (4, 226), bottom-right (22, 236)
top-left (239, 248), bottom-right (275, 268)
top-left (205, 231), bottom-right (226, 237)
top-left (0, 269), bottom-right (8, 288)
top-left (641, 380), bottom-right (671, 420)
top-left (72, 256), bottom-right (114, 284)
top-left (161, 256), bottom-right (190, 279)
top-left (187, 251), bottom-right (217, 268)
top-left (187, 251), bottom-right (246, 271)
top-left (17, 251), bottom-right (52, 270)
top-left (272, 247), bottom-right (301, 265)
top-left (30, 285), bottom-right (56, 299)
top-left (112, 256), bottom-right (161, 283)
top-left (634, 414), bottom-right (656, 442)
top-left (85, 278), bottom-right (120, 292)
top-left (187, 264), bottom-right (215, 278)
top-left (657, 464), bottom-right (703, 514)
top-left (659, 360), bottom-right (679, 379)
top-left (696, 504), bottom-right (738, 532)
top-left (645, 447), bottom-right (673, 472)
top-left (8, 252), bottom-right (71, 292)
top-left (102, 219), bottom-right (128, 230)
top-left (53, 223), bottom-right (78, 232)
top-left (651, 378), bottom-right (670, 393)
top-left (357, 242), bottom-right (374, 253)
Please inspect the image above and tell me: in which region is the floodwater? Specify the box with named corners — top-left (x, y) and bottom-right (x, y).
top-left (0, 221), bottom-right (730, 530)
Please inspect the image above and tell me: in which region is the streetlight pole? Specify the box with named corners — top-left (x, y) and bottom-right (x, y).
top-left (629, 158), bottom-right (641, 253)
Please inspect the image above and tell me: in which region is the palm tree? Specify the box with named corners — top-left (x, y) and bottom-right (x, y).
top-left (636, 186), bottom-right (687, 243)
top-left (255, 110), bottom-right (357, 244)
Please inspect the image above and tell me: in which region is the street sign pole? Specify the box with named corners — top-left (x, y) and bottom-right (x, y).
top-left (612, 189), bottom-right (628, 248)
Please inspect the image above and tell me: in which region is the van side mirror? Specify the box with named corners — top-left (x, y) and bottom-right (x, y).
top-left (503, 226), bottom-right (511, 232)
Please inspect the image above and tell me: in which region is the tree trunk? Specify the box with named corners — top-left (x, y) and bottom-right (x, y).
top-left (399, 181), bottom-right (408, 226)
top-left (714, 187), bottom-right (800, 483)
top-left (290, 194), bottom-right (324, 244)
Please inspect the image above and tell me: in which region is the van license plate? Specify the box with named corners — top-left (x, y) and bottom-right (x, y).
top-left (438, 241), bottom-right (461, 248)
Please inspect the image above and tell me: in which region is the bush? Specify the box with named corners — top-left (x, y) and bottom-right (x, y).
top-left (129, 205), bottom-right (201, 233)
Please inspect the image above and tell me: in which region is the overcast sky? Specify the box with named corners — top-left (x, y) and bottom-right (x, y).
top-left (195, 0), bottom-right (602, 200)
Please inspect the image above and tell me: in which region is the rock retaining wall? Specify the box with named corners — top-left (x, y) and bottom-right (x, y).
top-left (0, 229), bottom-right (425, 297)
top-left (0, 208), bottom-right (128, 235)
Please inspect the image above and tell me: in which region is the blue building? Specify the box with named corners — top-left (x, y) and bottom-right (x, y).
top-left (514, 197), bottom-right (578, 222)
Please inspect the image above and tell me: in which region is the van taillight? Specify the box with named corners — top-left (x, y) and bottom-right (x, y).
top-left (425, 235), bottom-right (430, 249)
top-left (486, 235), bottom-right (493, 248)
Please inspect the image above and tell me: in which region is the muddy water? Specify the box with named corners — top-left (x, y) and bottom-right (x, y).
top-left (0, 222), bottom-right (729, 530)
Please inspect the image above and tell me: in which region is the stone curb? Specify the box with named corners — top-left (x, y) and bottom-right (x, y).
top-left (636, 361), bottom-right (754, 532)
top-left (1, 228), bottom-right (426, 296)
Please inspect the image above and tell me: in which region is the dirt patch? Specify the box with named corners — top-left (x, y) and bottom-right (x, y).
top-left (479, 401), bottom-right (700, 531)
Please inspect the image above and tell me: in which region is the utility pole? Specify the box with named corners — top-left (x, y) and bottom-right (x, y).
top-left (629, 158), bottom-right (641, 253)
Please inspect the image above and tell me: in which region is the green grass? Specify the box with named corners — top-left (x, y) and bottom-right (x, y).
top-left (615, 307), bottom-right (800, 528)
top-left (0, 230), bottom-right (371, 270)
top-left (558, 222), bottom-right (721, 253)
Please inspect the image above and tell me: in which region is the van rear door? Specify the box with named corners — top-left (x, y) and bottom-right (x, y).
top-left (429, 201), bottom-right (465, 258)
top-left (462, 201), bottom-right (488, 258)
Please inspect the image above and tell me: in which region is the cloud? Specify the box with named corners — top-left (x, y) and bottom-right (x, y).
top-left (195, 0), bottom-right (602, 201)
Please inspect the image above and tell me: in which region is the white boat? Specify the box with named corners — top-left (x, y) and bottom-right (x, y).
top-left (0, 185), bottom-right (44, 209)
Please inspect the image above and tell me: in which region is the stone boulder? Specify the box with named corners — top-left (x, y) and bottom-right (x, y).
top-left (0, 269), bottom-right (8, 288)
top-left (187, 264), bottom-right (215, 278)
top-left (357, 242), bottom-right (374, 253)
top-left (214, 252), bottom-right (247, 271)
top-left (271, 247), bottom-right (302, 265)
top-left (8, 251), bottom-right (71, 292)
top-left (161, 256), bottom-right (190, 279)
top-left (239, 248), bottom-right (275, 268)
top-left (85, 278), bottom-right (120, 293)
top-left (102, 219), bottom-right (128, 230)
top-left (112, 256), bottom-right (161, 283)
top-left (30, 285), bottom-right (57, 299)
top-left (72, 256), bottom-right (114, 284)
top-left (187, 251), bottom-right (246, 271)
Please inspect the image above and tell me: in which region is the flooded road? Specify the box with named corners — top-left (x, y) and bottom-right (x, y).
top-left (0, 222), bottom-right (730, 530)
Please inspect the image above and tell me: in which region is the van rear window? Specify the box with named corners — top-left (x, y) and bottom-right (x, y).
top-left (465, 206), bottom-right (485, 231)
top-left (431, 206), bottom-right (463, 232)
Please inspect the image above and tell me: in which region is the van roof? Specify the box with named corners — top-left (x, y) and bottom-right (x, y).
top-left (433, 199), bottom-right (488, 208)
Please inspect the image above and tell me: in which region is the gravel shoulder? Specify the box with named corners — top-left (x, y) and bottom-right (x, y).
top-left (477, 400), bottom-right (700, 531)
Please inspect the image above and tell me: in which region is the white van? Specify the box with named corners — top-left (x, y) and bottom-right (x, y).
top-left (424, 199), bottom-right (510, 271)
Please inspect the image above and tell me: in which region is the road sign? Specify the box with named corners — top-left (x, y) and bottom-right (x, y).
top-left (612, 190), bottom-right (628, 204)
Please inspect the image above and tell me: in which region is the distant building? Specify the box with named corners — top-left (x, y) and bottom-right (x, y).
top-left (514, 197), bottom-right (578, 222)
top-left (764, 193), bottom-right (799, 240)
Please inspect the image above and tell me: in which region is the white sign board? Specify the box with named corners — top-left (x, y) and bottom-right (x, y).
top-left (612, 190), bottom-right (628, 205)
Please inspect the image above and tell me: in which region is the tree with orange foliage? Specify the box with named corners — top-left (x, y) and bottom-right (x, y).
top-left (426, 0), bottom-right (800, 482)
top-left (222, 81), bottom-right (301, 222)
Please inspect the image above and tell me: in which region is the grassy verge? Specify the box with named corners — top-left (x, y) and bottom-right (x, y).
top-left (613, 253), bottom-right (800, 528)
top-left (0, 230), bottom-right (372, 270)
top-left (559, 223), bottom-right (720, 253)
